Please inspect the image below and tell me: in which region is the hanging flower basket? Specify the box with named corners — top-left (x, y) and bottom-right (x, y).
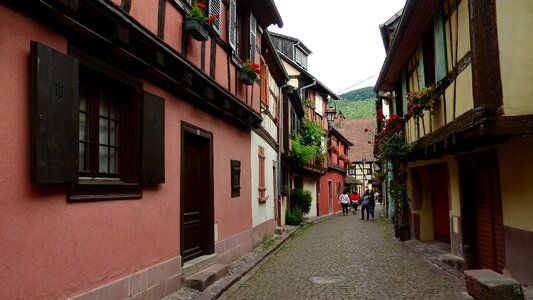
top-left (405, 84), bottom-right (440, 119)
top-left (239, 70), bottom-right (255, 85)
top-left (239, 59), bottom-right (259, 85)
top-left (184, 19), bottom-right (208, 41)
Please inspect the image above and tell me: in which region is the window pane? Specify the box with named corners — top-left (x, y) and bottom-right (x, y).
top-left (99, 91), bottom-right (110, 117)
top-left (99, 146), bottom-right (109, 173)
top-left (99, 117), bottom-right (109, 145)
top-left (109, 147), bottom-right (117, 173)
top-left (109, 120), bottom-right (117, 146)
top-left (79, 143), bottom-right (89, 172)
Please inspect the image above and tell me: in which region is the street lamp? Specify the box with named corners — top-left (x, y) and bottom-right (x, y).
top-left (326, 106), bottom-right (336, 124)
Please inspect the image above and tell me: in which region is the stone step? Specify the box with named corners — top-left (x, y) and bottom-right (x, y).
top-left (182, 263), bottom-right (229, 291)
top-left (182, 254), bottom-right (218, 278)
top-left (464, 269), bottom-right (524, 300)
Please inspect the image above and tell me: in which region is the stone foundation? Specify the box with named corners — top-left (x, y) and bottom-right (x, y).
top-left (69, 256), bottom-right (181, 300)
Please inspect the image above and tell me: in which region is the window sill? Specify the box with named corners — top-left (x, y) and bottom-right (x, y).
top-left (68, 180), bottom-right (142, 202)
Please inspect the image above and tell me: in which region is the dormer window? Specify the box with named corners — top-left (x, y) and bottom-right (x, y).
top-left (294, 47), bottom-right (308, 69)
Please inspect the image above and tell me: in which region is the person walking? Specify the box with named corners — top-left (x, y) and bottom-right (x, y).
top-left (369, 190), bottom-right (376, 220)
top-left (361, 191), bottom-right (370, 220)
top-left (349, 191), bottom-right (359, 215)
top-left (375, 190), bottom-right (382, 205)
top-left (339, 191), bottom-right (350, 216)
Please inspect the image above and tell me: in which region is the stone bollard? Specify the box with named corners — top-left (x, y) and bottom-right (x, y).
top-left (464, 269), bottom-right (524, 300)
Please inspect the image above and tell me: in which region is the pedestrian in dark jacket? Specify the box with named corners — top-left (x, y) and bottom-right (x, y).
top-left (361, 191), bottom-right (370, 220)
top-left (368, 191), bottom-right (376, 220)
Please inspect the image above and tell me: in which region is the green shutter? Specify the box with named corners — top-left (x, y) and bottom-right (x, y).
top-left (401, 71), bottom-right (408, 114)
top-left (434, 9), bottom-right (448, 81)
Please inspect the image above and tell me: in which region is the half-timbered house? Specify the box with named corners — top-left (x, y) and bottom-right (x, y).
top-left (375, 0), bottom-right (533, 285)
top-left (0, 0), bottom-right (284, 298)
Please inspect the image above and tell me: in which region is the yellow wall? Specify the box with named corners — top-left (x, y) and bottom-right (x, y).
top-left (498, 137), bottom-right (533, 231)
top-left (445, 0), bottom-right (471, 72)
top-left (282, 61), bottom-right (300, 89)
top-left (496, 0), bottom-right (533, 116)
top-left (444, 65), bottom-right (474, 120)
top-left (408, 156), bottom-right (461, 240)
top-left (444, 155), bottom-right (461, 217)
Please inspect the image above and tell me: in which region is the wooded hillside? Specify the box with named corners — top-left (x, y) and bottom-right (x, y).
top-left (329, 86), bottom-right (376, 119)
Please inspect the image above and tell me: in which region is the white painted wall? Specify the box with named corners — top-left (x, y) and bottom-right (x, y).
top-left (303, 177), bottom-right (317, 218)
top-left (251, 132), bottom-right (277, 227)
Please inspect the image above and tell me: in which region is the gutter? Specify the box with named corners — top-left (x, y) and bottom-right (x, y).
top-left (299, 80), bottom-right (317, 100)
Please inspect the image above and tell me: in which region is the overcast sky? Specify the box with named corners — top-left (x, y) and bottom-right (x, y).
top-left (269, 0), bottom-right (406, 95)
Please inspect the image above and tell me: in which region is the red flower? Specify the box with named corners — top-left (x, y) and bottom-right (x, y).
top-left (254, 68), bottom-right (260, 74)
top-left (368, 140), bottom-right (371, 144)
top-left (197, 3), bottom-right (205, 9)
top-left (364, 128), bottom-right (369, 132)
top-left (251, 62), bottom-right (260, 69)
top-left (208, 15), bottom-right (215, 23)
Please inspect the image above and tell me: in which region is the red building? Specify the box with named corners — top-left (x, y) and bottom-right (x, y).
top-left (0, 0), bottom-right (284, 298)
top-left (318, 111), bottom-right (353, 216)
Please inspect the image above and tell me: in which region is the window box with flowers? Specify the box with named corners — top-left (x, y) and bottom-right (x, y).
top-left (405, 84), bottom-right (440, 119)
top-left (327, 145), bottom-right (338, 154)
top-left (184, 2), bottom-right (218, 41)
top-left (239, 59), bottom-right (260, 85)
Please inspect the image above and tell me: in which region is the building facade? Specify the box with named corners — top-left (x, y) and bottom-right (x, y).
top-left (375, 0), bottom-right (533, 285)
top-left (271, 32), bottom-right (341, 218)
top-left (0, 0), bottom-right (284, 298)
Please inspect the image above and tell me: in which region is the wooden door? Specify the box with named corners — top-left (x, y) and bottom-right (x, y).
top-left (474, 164), bottom-right (505, 272)
top-left (430, 164), bottom-right (450, 243)
top-left (181, 125), bottom-right (213, 263)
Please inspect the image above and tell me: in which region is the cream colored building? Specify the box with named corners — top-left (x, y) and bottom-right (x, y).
top-left (375, 0), bottom-right (533, 286)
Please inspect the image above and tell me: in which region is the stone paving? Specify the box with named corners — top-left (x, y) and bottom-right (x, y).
top-left (218, 205), bottom-right (470, 300)
top-left (164, 205), bottom-right (482, 300)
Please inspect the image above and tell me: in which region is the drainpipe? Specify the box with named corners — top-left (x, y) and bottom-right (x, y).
top-left (299, 80), bottom-right (317, 101)
top-left (277, 83), bottom-right (290, 226)
top-left (292, 41), bottom-right (301, 61)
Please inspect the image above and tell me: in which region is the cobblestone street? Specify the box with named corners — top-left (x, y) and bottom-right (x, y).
top-left (218, 205), bottom-right (469, 300)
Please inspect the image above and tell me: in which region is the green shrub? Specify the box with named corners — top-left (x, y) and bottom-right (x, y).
top-left (290, 188), bottom-right (312, 215)
top-left (285, 207), bottom-right (303, 225)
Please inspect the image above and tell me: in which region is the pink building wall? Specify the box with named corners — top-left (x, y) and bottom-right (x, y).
top-left (0, 3), bottom-right (254, 299)
top-left (318, 172), bottom-right (345, 216)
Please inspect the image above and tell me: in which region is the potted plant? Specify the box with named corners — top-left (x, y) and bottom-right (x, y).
top-left (327, 145), bottom-right (338, 153)
top-left (184, 2), bottom-right (218, 41)
top-left (405, 84), bottom-right (440, 119)
top-left (239, 59), bottom-right (260, 85)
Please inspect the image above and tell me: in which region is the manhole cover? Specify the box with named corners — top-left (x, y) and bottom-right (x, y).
top-left (308, 276), bottom-right (345, 284)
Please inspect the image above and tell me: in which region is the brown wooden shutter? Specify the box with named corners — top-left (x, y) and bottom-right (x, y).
top-left (30, 41), bottom-right (79, 183)
top-left (142, 91), bottom-right (165, 184)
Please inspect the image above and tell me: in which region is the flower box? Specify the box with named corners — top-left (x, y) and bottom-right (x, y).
top-left (239, 70), bottom-right (255, 85)
top-left (184, 19), bottom-right (208, 41)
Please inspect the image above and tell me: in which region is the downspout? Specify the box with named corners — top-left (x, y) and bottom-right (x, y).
top-left (278, 83), bottom-right (290, 226)
top-left (292, 41), bottom-right (301, 61)
top-left (299, 80), bottom-right (317, 101)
